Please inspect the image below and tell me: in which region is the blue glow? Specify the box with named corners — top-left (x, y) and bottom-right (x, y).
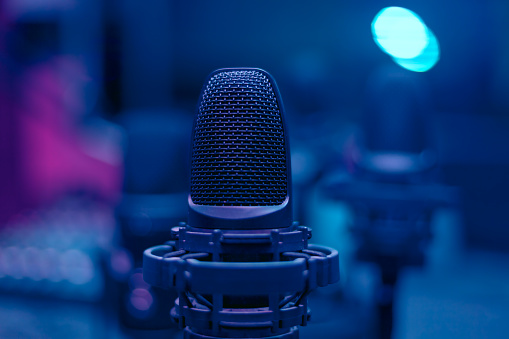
top-left (372, 7), bottom-right (440, 72)
top-left (393, 29), bottom-right (440, 72)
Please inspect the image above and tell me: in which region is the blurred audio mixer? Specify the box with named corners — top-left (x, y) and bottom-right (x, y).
top-left (0, 199), bottom-right (113, 301)
top-left (0, 198), bottom-right (122, 338)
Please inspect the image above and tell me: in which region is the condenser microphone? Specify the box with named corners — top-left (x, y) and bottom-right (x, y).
top-left (143, 68), bottom-right (339, 339)
top-left (189, 68), bottom-right (292, 229)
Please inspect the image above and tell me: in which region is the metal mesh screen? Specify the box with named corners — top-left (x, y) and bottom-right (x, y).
top-left (191, 70), bottom-right (287, 206)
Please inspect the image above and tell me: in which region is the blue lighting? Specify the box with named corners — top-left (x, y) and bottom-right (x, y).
top-left (393, 29), bottom-right (440, 72)
top-left (372, 7), bottom-right (440, 72)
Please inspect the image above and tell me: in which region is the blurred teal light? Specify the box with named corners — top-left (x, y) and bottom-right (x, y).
top-left (372, 7), bottom-right (440, 72)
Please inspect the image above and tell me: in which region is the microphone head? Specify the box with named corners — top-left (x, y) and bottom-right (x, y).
top-left (188, 68), bottom-right (292, 230)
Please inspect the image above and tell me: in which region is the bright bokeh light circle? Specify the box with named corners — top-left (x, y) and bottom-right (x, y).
top-left (372, 7), bottom-right (429, 59)
top-left (393, 29), bottom-right (440, 72)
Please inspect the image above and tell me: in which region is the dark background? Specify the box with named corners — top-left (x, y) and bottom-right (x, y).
top-left (1, 0), bottom-right (509, 338)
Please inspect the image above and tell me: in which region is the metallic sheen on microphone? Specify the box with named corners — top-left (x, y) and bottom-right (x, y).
top-left (144, 68), bottom-right (339, 339)
top-left (189, 68), bottom-right (293, 230)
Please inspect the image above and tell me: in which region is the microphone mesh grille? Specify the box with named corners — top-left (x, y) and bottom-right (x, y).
top-left (191, 70), bottom-right (287, 206)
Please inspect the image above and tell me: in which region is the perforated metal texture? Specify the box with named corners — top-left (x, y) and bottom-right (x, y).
top-left (191, 69), bottom-right (287, 206)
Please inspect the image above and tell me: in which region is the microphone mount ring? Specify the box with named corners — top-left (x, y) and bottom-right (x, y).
top-left (143, 223), bottom-right (339, 339)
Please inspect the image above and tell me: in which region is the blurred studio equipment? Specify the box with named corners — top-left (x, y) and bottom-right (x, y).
top-left (111, 110), bottom-right (190, 332)
top-left (102, 0), bottom-right (193, 333)
top-left (143, 68), bottom-right (339, 339)
top-left (0, 0), bottom-right (121, 296)
top-left (2, 0), bottom-right (118, 211)
top-left (0, 1), bottom-right (125, 337)
top-left (323, 65), bottom-right (456, 339)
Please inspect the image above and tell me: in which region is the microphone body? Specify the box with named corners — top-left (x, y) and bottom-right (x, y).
top-left (144, 68), bottom-right (339, 338)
